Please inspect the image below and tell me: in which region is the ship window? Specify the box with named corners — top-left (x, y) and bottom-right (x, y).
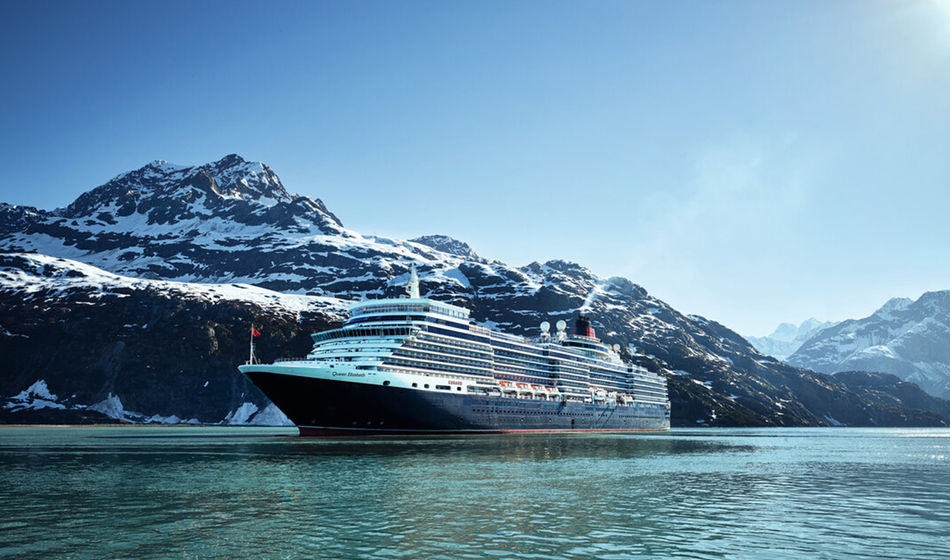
top-left (412, 383), bottom-right (418, 388)
top-left (436, 385), bottom-right (451, 391)
top-left (383, 380), bottom-right (390, 386)
top-left (424, 384), bottom-right (429, 389)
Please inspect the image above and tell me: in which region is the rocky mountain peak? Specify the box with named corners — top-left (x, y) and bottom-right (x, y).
top-left (746, 318), bottom-right (837, 361)
top-left (916, 290), bottom-right (950, 314)
top-left (201, 154), bottom-right (291, 203)
top-left (62, 154), bottom-right (296, 221)
top-left (798, 317), bottom-right (828, 333)
top-left (522, 259), bottom-right (592, 279)
top-left (33, 154), bottom-right (344, 235)
top-left (0, 155), bottom-right (348, 283)
top-left (411, 235), bottom-right (480, 259)
top-left (874, 297), bottom-right (914, 318)
top-left (601, 276), bottom-right (649, 299)
top-left (0, 203), bottom-right (49, 230)
top-left (770, 322), bottom-right (800, 341)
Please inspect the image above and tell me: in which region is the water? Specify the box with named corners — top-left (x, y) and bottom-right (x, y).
top-left (1, 427), bottom-right (948, 559)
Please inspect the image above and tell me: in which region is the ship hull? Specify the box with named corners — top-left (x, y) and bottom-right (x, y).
top-left (244, 370), bottom-right (670, 435)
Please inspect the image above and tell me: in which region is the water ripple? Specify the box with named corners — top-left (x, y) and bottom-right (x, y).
top-left (1, 427), bottom-right (949, 559)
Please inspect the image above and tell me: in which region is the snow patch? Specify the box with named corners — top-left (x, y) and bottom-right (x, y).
top-left (823, 414), bottom-right (845, 427)
top-left (579, 281), bottom-right (608, 312)
top-left (855, 345), bottom-right (899, 360)
top-left (4, 380), bottom-right (66, 411)
top-left (11, 379), bottom-right (57, 401)
top-left (247, 403), bottom-right (293, 426)
top-left (0, 325), bottom-right (29, 338)
top-left (224, 402), bottom-right (259, 424)
top-left (144, 413), bottom-right (201, 424)
top-left (89, 393), bottom-right (134, 420)
top-left (0, 253), bottom-right (348, 318)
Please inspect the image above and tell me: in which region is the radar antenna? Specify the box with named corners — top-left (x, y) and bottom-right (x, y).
top-left (540, 321), bottom-right (551, 338)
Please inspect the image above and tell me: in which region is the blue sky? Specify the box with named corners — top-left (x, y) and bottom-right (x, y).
top-left (1, 0), bottom-right (948, 336)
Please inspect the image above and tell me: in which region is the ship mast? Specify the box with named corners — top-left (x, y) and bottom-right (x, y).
top-left (406, 265), bottom-right (420, 299)
top-left (249, 325), bottom-right (255, 365)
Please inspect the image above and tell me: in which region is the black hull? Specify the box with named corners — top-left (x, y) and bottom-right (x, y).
top-left (244, 371), bottom-right (670, 435)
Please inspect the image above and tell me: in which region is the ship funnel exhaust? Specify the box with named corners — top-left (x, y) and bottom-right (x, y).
top-left (574, 315), bottom-right (595, 338)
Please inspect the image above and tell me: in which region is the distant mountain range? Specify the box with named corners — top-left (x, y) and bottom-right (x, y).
top-left (788, 293), bottom-right (950, 400)
top-left (747, 318), bottom-right (837, 361)
top-left (2, 154), bottom-right (948, 427)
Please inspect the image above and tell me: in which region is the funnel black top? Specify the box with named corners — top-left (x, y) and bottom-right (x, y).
top-left (575, 315), bottom-right (595, 338)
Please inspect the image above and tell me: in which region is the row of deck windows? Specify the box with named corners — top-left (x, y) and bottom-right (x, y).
top-left (385, 357), bottom-right (486, 376)
top-left (312, 319), bottom-right (667, 403)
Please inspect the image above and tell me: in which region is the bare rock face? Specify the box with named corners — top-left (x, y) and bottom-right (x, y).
top-left (2, 156), bottom-right (948, 426)
top-left (0, 253), bottom-right (344, 425)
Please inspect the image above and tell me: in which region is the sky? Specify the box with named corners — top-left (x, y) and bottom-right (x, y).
top-left (1, 0), bottom-right (948, 336)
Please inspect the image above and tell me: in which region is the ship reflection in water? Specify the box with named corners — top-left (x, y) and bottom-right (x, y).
top-left (2, 426), bottom-right (949, 559)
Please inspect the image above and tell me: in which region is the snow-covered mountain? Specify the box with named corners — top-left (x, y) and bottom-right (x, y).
top-left (788, 292), bottom-right (950, 400)
top-left (2, 155), bottom-right (949, 426)
top-left (0, 154), bottom-right (468, 298)
top-left (747, 318), bottom-right (837, 360)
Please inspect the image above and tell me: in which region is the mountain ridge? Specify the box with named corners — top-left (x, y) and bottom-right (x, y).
top-left (747, 318), bottom-right (837, 361)
top-left (789, 290), bottom-right (950, 399)
top-left (2, 154), bottom-right (949, 427)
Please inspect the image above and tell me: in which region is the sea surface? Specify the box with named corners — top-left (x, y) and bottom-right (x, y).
top-left (1, 427), bottom-right (948, 560)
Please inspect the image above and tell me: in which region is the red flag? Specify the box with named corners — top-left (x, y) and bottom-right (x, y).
top-left (251, 327), bottom-right (261, 338)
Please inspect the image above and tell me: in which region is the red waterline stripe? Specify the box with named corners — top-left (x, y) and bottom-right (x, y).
top-left (297, 426), bottom-right (669, 436)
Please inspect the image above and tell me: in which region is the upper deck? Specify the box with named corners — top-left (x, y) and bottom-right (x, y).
top-left (348, 298), bottom-right (470, 322)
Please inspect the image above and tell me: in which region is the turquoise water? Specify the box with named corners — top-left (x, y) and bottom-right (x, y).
top-left (1, 427), bottom-right (948, 559)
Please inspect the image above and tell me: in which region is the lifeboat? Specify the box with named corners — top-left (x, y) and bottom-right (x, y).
top-left (499, 380), bottom-right (517, 394)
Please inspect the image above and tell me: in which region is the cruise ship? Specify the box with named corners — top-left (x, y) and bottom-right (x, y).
top-left (239, 268), bottom-right (670, 435)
